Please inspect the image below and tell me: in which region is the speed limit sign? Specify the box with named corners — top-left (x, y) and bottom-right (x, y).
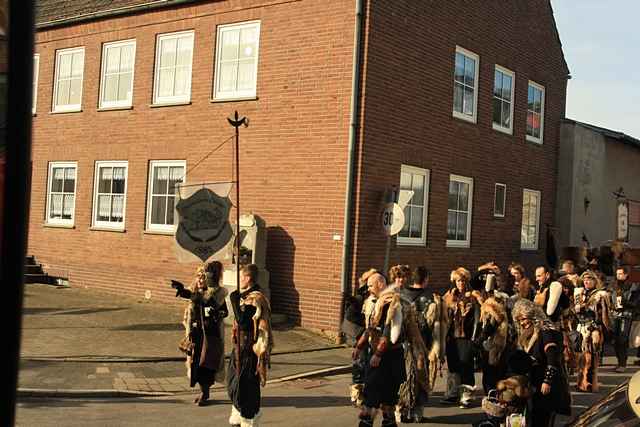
top-left (382, 203), bottom-right (405, 236)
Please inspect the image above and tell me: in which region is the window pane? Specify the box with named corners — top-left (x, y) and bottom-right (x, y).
top-left (99, 167), bottom-right (112, 193)
top-left (174, 67), bottom-right (190, 96)
top-left (168, 166), bottom-right (184, 194)
top-left (502, 74), bottom-right (512, 101)
top-left (176, 36), bottom-right (192, 67)
top-left (447, 211), bottom-right (457, 240)
top-left (528, 84), bottom-right (534, 108)
top-left (448, 180), bottom-right (459, 210)
top-left (454, 53), bottom-right (465, 83)
top-left (400, 171), bottom-right (411, 190)
top-left (153, 166), bottom-right (169, 195)
top-left (221, 29), bottom-right (240, 61)
top-left (219, 62), bottom-right (238, 92)
top-left (400, 205), bottom-right (410, 237)
top-left (106, 46), bottom-right (120, 73)
top-left (62, 194), bottom-right (74, 219)
top-left (63, 169), bottom-right (75, 192)
top-left (59, 53), bottom-right (72, 78)
top-left (159, 69), bottom-right (175, 97)
top-left (464, 56), bottom-right (475, 87)
top-left (104, 74), bottom-right (118, 102)
top-left (453, 83), bottom-right (463, 114)
top-left (240, 27), bottom-right (258, 59)
top-left (457, 213), bottom-right (468, 241)
top-left (237, 60), bottom-right (256, 91)
top-left (118, 72), bottom-right (132, 101)
top-left (112, 167), bottom-right (126, 194)
top-left (411, 174), bottom-right (424, 206)
top-left (151, 195), bottom-right (166, 225)
top-left (112, 195), bottom-right (124, 220)
top-left (458, 182), bottom-right (469, 211)
top-left (526, 111), bottom-right (534, 135)
top-left (98, 195), bottom-right (111, 221)
top-left (71, 52), bottom-right (84, 77)
top-left (69, 78), bottom-right (82, 105)
top-left (410, 207), bottom-right (423, 238)
top-left (534, 89), bottom-right (542, 113)
top-left (120, 44), bottom-right (134, 71)
top-left (160, 38), bottom-right (177, 68)
top-left (502, 101), bottom-right (511, 128)
top-left (50, 194), bottom-right (63, 217)
top-left (56, 80), bottom-right (70, 106)
top-left (167, 196), bottom-right (176, 225)
top-left (495, 186), bottom-right (505, 215)
top-left (492, 98), bottom-right (502, 125)
top-left (493, 70), bottom-right (502, 98)
top-left (463, 87), bottom-right (474, 115)
top-left (51, 168), bottom-right (64, 192)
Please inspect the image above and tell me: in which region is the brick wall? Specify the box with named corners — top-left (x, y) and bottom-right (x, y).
top-left (349, 0), bottom-right (569, 290)
top-left (28, 0), bottom-right (356, 332)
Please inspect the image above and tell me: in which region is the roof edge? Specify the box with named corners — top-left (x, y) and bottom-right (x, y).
top-left (36, 0), bottom-right (203, 30)
top-left (547, 0), bottom-right (571, 78)
top-left (563, 117), bottom-right (640, 149)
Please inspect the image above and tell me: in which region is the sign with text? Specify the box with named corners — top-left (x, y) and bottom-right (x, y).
top-left (382, 202), bottom-right (405, 236)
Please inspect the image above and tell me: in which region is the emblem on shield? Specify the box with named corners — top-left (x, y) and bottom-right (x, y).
top-left (175, 188), bottom-right (234, 261)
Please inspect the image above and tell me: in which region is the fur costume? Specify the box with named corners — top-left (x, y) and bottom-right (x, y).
top-left (371, 291), bottom-right (403, 344)
top-left (480, 297), bottom-right (509, 366)
top-left (240, 290), bottom-right (273, 386)
top-left (426, 294), bottom-right (448, 390)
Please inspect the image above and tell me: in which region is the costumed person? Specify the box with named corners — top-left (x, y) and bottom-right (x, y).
top-left (472, 263), bottom-right (511, 395)
top-left (512, 299), bottom-right (571, 427)
top-left (388, 264), bottom-right (411, 289)
top-left (342, 268), bottom-right (377, 408)
top-left (353, 272), bottom-right (406, 427)
top-left (574, 270), bottom-right (611, 392)
top-left (172, 261), bottom-right (228, 406)
top-left (442, 267), bottom-right (481, 409)
top-left (533, 265), bottom-right (570, 326)
top-left (508, 262), bottom-right (535, 302)
top-left (609, 265), bottom-right (640, 372)
top-left (227, 264), bottom-right (273, 427)
top-left (560, 259), bottom-right (581, 287)
top-left (397, 266), bottom-right (446, 423)
top-left (557, 275), bottom-right (578, 376)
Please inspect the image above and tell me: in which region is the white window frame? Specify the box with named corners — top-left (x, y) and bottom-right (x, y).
top-left (520, 188), bottom-right (541, 250)
top-left (152, 30), bottom-right (194, 105)
top-left (99, 39), bottom-right (137, 109)
top-left (52, 47), bottom-right (85, 113)
top-left (213, 20), bottom-right (261, 101)
top-left (45, 161), bottom-right (77, 226)
top-left (492, 65), bottom-right (515, 134)
top-left (146, 160), bottom-right (186, 233)
top-left (397, 165), bottom-right (430, 246)
top-left (446, 174), bottom-right (474, 248)
top-left (92, 161), bottom-right (129, 230)
top-left (526, 80), bottom-right (545, 144)
top-left (33, 54), bottom-right (39, 114)
top-left (494, 183), bottom-right (506, 218)
top-left (452, 46), bottom-right (480, 123)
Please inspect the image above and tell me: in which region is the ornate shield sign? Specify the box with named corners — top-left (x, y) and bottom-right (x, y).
top-left (175, 187), bottom-right (233, 261)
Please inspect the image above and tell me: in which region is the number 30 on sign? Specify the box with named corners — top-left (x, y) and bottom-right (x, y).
top-left (382, 203), bottom-right (405, 236)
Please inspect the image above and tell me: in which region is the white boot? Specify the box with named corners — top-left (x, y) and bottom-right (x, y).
top-left (459, 385), bottom-right (474, 408)
top-left (229, 406), bottom-right (242, 426)
top-left (240, 410), bottom-right (261, 427)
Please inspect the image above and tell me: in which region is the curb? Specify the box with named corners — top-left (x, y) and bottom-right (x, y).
top-left (21, 346), bottom-right (348, 364)
top-left (17, 388), bottom-right (173, 398)
top-left (17, 365), bottom-right (352, 399)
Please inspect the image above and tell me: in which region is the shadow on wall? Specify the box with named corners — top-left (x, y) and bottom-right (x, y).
top-left (266, 226), bottom-right (301, 325)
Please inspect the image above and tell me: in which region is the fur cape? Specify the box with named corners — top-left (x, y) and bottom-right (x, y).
top-left (425, 294), bottom-right (448, 391)
top-left (480, 297), bottom-right (509, 366)
top-left (182, 285), bottom-right (228, 383)
top-left (370, 288), bottom-right (403, 344)
top-left (398, 300), bottom-right (430, 410)
top-left (240, 290), bottom-right (274, 386)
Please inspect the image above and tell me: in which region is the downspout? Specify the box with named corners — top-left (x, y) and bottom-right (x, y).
top-left (340, 0), bottom-right (365, 298)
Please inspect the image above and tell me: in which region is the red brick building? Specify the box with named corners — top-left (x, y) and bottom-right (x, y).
top-left (28, 0), bottom-right (569, 333)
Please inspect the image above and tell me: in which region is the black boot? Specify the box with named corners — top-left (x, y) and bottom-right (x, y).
top-left (195, 383), bottom-right (210, 406)
top-left (358, 415), bottom-right (373, 427)
top-left (381, 413), bottom-right (398, 427)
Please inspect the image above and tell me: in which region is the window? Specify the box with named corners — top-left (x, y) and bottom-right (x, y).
top-left (398, 165), bottom-right (430, 246)
top-left (453, 46), bottom-right (479, 123)
top-left (53, 47), bottom-right (84, 112)
top-left (146, 161), bottom-right (185, 232)
top-left (492, 65), bottom-right (514, 133)
top-left (92, 161), bottom-right (128, 230)
top-left (526, 81), bottom-right (545, 143)
top-left (33, 54), bottom-right (39, 114)
top-left (521, 189), bottom-right (541, 250)
top-left (214, 21), bottom-right (261, 100)
top-left (99, 40), bottom-right (136, 108)
top-left (447, 175), bottom-right (473, 247)
top-left (494, 183), bottom-right (506, 218)
top-left (153, 31), bottom-right (194, 105)
top-left (46, 162), bottom-right (77, 225)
